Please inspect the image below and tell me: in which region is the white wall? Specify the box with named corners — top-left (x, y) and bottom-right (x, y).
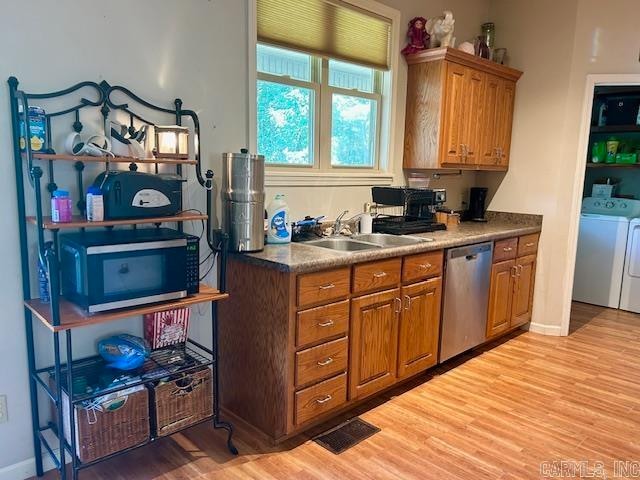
top-left (0, 0), bottom-right (248, 475)
top-left (480, 0), bottom-right (640, 334)
top-left (265, 0), bottom-right (491, 219)
top-left (477, 0), bottom-right (580, 335)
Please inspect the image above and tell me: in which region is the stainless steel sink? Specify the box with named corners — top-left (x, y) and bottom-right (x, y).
top-left (352, 233), bottom-right (433, 246)
top-left (304, 237), bottom-right (382, 252)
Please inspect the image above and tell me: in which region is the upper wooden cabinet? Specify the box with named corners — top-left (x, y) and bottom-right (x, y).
top-left (403, 47), bottom-right (522, 171)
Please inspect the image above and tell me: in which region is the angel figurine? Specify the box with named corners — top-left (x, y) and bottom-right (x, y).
top-left (401, 17), bottom-right (430, 56)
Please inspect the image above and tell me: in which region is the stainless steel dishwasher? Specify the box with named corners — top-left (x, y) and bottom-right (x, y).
top-left (439, 242), bottom-right (493, 362)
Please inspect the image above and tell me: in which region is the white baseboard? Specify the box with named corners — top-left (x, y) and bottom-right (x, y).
top-left (0, 430), bottom-right (67, 480)
top-left (528, 321), bottom-right (564, 336)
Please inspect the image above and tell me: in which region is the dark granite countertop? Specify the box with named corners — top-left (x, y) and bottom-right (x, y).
top-left (231, 212), bottom-right (542, 273)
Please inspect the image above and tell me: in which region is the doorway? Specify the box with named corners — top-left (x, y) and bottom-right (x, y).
top-left (563, 75), bottom-right (640, 335)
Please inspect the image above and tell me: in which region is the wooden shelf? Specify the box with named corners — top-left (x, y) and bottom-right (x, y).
top-left (25, 284), bottom-right (228, 332)
top-left (27, 211), bottom-right (207, 230)
top-left (590, 125), bottom-right (640, 134)
top-left (586, 162), bottom-right (640, 168)
top-left (29, 152), bottom-right (196, 165)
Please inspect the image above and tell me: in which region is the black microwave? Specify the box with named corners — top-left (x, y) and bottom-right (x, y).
top-left (60, 228), bottom-right (199, 313)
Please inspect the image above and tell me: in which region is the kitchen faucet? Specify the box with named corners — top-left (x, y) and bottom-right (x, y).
top-left (333, 210), bottom-right (349, 235)
top-left (333, 210), bottom-right (364, 235)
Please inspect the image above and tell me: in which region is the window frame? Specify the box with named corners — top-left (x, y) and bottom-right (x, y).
top-left (321, 58), bottom-right (383, 170)
top-left (248, 0), bottom-right (401, 187)
top-left (257, 69), bottom-right (321, 169)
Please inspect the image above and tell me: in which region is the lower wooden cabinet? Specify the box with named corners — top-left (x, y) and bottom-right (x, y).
top-left (221, 234), bottom-right (538, 442)
top-left (511, 254), bottom-right (536, 327)
top-left (486, 259), bottom-right (516, 338)
top-left (397, 277), bottom-right (442, 378)
top-left (349, 288), bottom-right (400, 400)
top-left (487, 235), bottom-right (538, 339)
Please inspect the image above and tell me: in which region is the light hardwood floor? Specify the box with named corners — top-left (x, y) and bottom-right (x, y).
top-left (36, 302), bottom-right (640, 479)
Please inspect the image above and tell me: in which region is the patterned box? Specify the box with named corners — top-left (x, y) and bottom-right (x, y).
top-left (144, 308), bottom-right (191, 349)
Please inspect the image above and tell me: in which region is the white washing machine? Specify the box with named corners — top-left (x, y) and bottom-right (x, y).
top-left (620, 218), bottom-right (640, 313)
top-left (572, 197), bottom-right (640, 308)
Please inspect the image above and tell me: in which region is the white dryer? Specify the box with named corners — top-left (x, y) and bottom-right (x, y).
top-left (620, 218), bottom-right (640, 313)
top-left (572, 197), bottom-right (640, 308)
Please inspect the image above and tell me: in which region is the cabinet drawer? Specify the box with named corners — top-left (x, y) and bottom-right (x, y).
top-left (295, 337), bottom-right (348, 388)
top-left (296, 300), bottom-right (349, 348)
top-left (518, 233), bottom-right (540, 257)
top-left (294, 373), bottom-right (347, 425)
top-left (402, 250), bottom-right (443, 283)
top-left (493, 238), bottom-right (518, 262)
top-left (297, 267), bottom-right (351, 309)
top-left (352, 258), bottom-right (401, 295)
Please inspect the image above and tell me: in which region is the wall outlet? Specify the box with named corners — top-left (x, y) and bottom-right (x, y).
top-left (0, 395), bottom-right (7, 424)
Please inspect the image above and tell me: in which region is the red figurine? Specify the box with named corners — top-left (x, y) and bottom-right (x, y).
top-left (401, 17), bottom-right (430, 56)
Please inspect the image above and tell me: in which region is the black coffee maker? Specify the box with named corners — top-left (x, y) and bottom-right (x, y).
top-left (468, 187), bottom-right (488, 222)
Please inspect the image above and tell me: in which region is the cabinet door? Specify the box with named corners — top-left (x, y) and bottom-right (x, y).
top-left (397, 278), bottom-right (442, 379)
top-left (463, 69), bottom-right (485, 165)
top-left (478, 74), bottom-right (501, 167)
top-left (349, 288), bottom-right (400, 400)
top-left (440, 62), bottom-right (468, 167)
top-left (511, 255), bottom-right (536, 327)
top-left (495, 79), bottom-right (516, 167)
top-left (486, 260), bottom-right (516, 339)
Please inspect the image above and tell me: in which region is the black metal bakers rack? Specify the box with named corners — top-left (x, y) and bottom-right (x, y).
top-left (7, 77), bottom-right (237, 480)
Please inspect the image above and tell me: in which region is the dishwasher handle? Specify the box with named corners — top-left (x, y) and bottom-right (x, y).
top-left (448, 242), bottom-right (493, 260)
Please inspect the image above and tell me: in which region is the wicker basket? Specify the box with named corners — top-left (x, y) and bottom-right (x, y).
top-left (62, 386), bottom-right (150, 463)
top-left (151, 368), bottom-right (213, 437)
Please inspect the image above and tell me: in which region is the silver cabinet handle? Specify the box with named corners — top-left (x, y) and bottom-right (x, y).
top-left (419, 263), bottom-right (432, 270)
top-left (404, 294), bottom-right (411, 310)
top-left (511, 265), bottom-right (518, 278)
top-left (319, 283), bottom-right (335, 290)
top-left (316, 394), bottom-right (332, 404)
top-left (373, 271), bottom-right (387, 278)
top-left (525, 242), bottom-right (535, 247)
top-left (317, 357), bottom-right (334, 367)
top-left (394, 297), bottom-right (402, 314)
top-left (503, 247), bottom-right (513, 252)
top-left (516, 265), bottom-right (523, 276)
top-left (317, 319), bottom-right (334, 328)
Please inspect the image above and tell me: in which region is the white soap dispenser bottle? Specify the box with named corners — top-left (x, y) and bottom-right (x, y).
top-left (360, 202), bottom-right (374, 234)
top-left (266, 194), bottom-right (292, 244)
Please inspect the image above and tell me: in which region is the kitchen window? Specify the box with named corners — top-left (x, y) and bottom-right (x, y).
top-left (252, 0), bottom-right (400, 184)
top-left (257, 44), bottom-right (383, 170)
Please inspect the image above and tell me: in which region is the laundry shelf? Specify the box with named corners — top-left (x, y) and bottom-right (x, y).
top-left (590, 125), bottom-right (640, 134)
top-left (26, 211), bottom-right (208, 230)
top-left (24, 284), bottom-right (228, 332)
top-left (586, 163), bottom-right (640, 168)
top-left (28, 152), bottom-right (197, 165)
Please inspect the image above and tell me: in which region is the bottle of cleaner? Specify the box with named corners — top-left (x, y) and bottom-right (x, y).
top-left (86, 186), bottom-right (104, 222)
top-left (360, 202), bottom-right (374, 234)
top-left (267, 194), bottom-right (291, 244)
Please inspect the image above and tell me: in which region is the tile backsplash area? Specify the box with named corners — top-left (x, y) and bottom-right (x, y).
top-left (583, 167), bottom-right (640, 199)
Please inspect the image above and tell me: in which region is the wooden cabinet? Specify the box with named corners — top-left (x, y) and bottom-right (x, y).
top-left (486, 235), bottom-right (538, 339)
top-left (404, 47), bottom-right (522, 171)
top-left (511, 254), bottom-right (536, 327)
top-left (486, 260), bottom-right (516, 338)
top-left (397, 277), bottom-right (441, 378)
top-left (349, 288), bottom-right (400, 400)
top-left (221, 233), bottom-right (540, 442)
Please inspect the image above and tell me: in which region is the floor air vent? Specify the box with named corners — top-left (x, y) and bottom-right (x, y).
top-left (313, 417), bottom-right (380, 454)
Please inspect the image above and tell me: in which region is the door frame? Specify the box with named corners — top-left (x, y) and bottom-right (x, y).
top-left (560, 74), bottom-right (640, 336)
